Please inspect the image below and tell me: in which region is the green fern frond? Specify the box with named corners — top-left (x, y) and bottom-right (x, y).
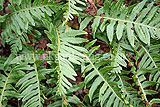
top-left (48, 95), bottom-right (86, 107)
top-left (16, 53), bottom-right (42, 107)
top-left (110, 42), bottom-right (127, 73)
top-left (118, 73), bottom-right (144, 107)
top-left (122, 39), bottom-right (160, 85)
top-left (0, 0), bottom-right (63, 54)
top-left (84, 55), bottom-right (129, 107)
top-left (0, 56), bottom-right (6, 70)
top-left (120, 40), bottom-right (160, 106)
top-left (118, 67), bottom-right (160, 107)
top-left (63, 0), bottom-right (86, 24)
top-left (0, 72), bottom-right (21, 107)
top-left (43, 20), bottom-right (88, 96)
top-left (0, 55), bottom-right (32, 107)
top-left (135, 42), bottom-right (160, 89)
top-left (80, 0), bottom-right (160, 46)
top-left (7, 33), bottom-right (26, 54)
top-left (48, 82), bottom-right (86, 107)
top-left (133, 68), bottom-right (159, 107)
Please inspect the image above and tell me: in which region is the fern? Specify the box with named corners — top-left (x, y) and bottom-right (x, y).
top-left (80, 0), bottom-right (160, 46)
top-left (120, 40), bottom-right (160, 106)
top-left (49, 93), bottom-right (85, 107)
top-left (0, 0), bottom-right (160, 106)
top-left (134, 43), bottom-right (160, 87)
top-left (0, 54), bottom-right (32, 107)
top-left (117, 73), bottom-right (143, 107)
top-left (63, 0), bottom-right (86, 24)
top-left (80, 1), bottom-right (160, 106)
top-left (83, 55), bottom-right (127, 107)
top-left (134, 68), bottom-right (159, 106)
top-left (15, 52), bottom-right (43, 107)
top-left (43, 19), bottom-right (88, 96)
top-left (121, 39), bottom-right (160, 84)
top-left (118, 68), bottom-right (160, 107)
top-left (0, 0), bottom-right (63, 54)
top-left (110, 42), bottom-right (127, 73)
top-left (84, 44), bottom-right (159, 106)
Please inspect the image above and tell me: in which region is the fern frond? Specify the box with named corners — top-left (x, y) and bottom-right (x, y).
top-left (118, 73), bottom-right (144, 107)
top-left (63, 0), bottom-right (86, 24)
top-left (111, 42), bottom-right (127, 73)
top-left (80, 0), bottom-right (160, 46)
top-left (0, 55), bottom-right (31, 107)
top-left (43, 20), bottom-right (88, 96)
top-left (48, 82), bottom-right (85, 107)
top-left (0, 72), bottom-right (21, 107)
top-left (133, 68), bottom-right (159, 107)
top-left (16, 52), bottom-right (42, 107)
top-left (122, 38), bottom-right (160, 85)
top-left (7, 33), bottom-right (26, 54)
top-left (84, 55), bottom-right (129, 107)
top-left (136, 42), bottom-right (160, 89)
top-left (0, 0), bottom-right (63, 54)
top-left (120, 39), bottom-right (160, 106)
top-left (0, 56), bottom-right (6, 70)
top-left (48, 95), bottom-right (85, 107)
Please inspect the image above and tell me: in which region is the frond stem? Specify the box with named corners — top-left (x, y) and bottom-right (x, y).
top-left (55, 27), bottom-right (63, 96)
top-left (32, 52), bottom-right (41, 105)
top-left (10, 5), bottom-right (51, 16)
top-left (94, 16), bottom-right (160, 31)
top-left (136, 74), bottom-right (150, 106)
top-left (0, 71), bottom-right (12, 107)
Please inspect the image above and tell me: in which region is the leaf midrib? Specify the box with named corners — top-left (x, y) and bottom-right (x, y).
top-left (32, 52), bottom-right (41, 106)
top-left (9, 4), bottom-right (56, 16)
top-left (0, 71), bottom-right (12, 107)
top-left (95, 16), bottom-right (160, 31)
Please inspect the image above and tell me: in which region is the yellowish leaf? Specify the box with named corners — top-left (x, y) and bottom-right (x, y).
top-left (121, 89), bottom-right (125, 93)
top-left (118, 85), bottom-right (121, 88)
top-left (141, 96), bottom-right (144, 100)
top-left (64, 97), bottom-right (68, 105)
top-left (124, 100), bottom-right (129, 104)
top-left (43, 94), bottom-right (48, 100)
top-left (130, 105), bottom-right (133, 107)
top-left (121, 95), bottom-right (125, 98)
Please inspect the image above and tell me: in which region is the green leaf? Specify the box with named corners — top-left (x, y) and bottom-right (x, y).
top-left (116, 22), bottom-right (124, 40)
top-left (0, 15), bottom-right (8, 23)
top-left (89, 77), bottom-right (103, 101)
top-left (151, 99), bottom-right (160, 105)
top-left (80, 17), bottom-right (93, 30)
top-left (61, 30), bottom-right (87, 37)
top-left (0, 0), bottom-right (3, 11)
top-left (68, 96), bottom-right (86, 107)
top-left (107, 21), bottom-right (116, 42)
top-left (92, 17), bottom-right (101, 38)
top-left (63, 0), bottom-right (85, 23)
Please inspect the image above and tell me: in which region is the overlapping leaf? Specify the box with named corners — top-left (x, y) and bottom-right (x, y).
top-left (0, 0), bottom-right (63, 54)
top-left (80, 0), bottom-right (160, 46)
top-left (43, 20), bottom-right (88, 96)
top-left (0, 55), bottom-right (31, 107)
top-left (63, 0), bottom-right (86, 23)
top-left (83, 55), bottom-right (130, 107)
